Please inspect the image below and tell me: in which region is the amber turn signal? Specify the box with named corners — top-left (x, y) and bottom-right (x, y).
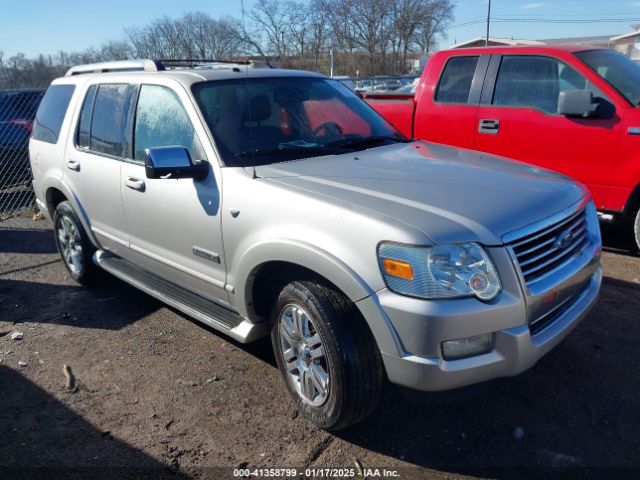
top-left (382, 258), bottom-right (414, 280)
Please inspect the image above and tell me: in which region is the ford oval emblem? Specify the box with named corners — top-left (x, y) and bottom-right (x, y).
top-left (554, 229), bottom-right (574, 250)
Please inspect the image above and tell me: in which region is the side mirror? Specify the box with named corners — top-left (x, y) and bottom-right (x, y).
top-left (558, 90), bottom-right (599, 118)
top-left (144, 146), bottom-right (208, 180)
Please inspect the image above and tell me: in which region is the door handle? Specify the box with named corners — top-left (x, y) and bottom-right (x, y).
top-left (478, 119), bottom-right (500, 134)
top-left (125, 177), bottom-right (145, 191)
top-left (66, 160), bottom-right (80, 171)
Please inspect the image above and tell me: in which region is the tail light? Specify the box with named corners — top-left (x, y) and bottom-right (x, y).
top-left (10, 118), bottom-right (33, 134)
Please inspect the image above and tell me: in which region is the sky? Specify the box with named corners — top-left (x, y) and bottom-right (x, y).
top-left (451, 0), bottom-right (640, 44)
top-left (2, 0), bottom-right (640, 58)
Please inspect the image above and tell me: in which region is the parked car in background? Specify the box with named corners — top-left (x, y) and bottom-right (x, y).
top-left (332, 75), bottom-right (356, 91)
top-left (31, 59), bottom-right (601, 430)
top-left (0, 89), bottom-right (44, 189)
top-left (364, 45), bottom-right (640, 250)
top-left (394, 77), bottom-right (420, 94)
top-left (356, 77), bottom-right (408, 93)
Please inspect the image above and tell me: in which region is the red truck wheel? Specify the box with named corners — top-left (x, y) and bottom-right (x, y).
top-left (634, 209), bottom-right (640, 252)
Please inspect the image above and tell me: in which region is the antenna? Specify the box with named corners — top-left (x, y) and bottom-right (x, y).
top-left (485, 0), bottom-right (492, 46)
top-left (241, 0), bottom-right (258, 179)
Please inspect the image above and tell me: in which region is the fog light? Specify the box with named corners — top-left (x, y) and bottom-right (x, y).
top-left (442, 333), bottom-right (493, 360)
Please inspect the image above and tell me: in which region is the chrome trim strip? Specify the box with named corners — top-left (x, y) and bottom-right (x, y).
top-left (520, 235), bottom-right (587, 278)
top-left (91, 226), bottom-right (128, 247)
top-left (502, 196), bottom-right (590, 245)
top-left (129, 243), bottom-right (226, 289)
top-left (530, 292), bottom-right (576, 329)
top-left (517, 225), bottom-right (585, 268)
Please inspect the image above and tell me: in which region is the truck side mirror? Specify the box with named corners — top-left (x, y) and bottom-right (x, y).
top-left (144, 146), bottom-right (209, 180)
top-left (558, 90), bottom-right (599, 118)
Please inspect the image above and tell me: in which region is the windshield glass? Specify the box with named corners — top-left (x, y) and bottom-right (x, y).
top-left (575, 49), bottom-right (640, 106)
top-left (192, 77), bottom-right (406, 167)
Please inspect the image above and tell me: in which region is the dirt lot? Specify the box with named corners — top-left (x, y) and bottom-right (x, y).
top-left (1, 216), bottom-right (639, 479)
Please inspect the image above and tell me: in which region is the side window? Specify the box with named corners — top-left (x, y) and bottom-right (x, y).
top-left (435, 56), bottom-right (479, 104)
top-left (77, 85), bottom-right (97, 148)
top-left (32, 84), bottom-right (75, 144)
top-left (493, 56), bottom-right (590, 114)
top-left (90, 84), bottom-right (130, 157)
top-left (134, 85), bottom-right (206, 162)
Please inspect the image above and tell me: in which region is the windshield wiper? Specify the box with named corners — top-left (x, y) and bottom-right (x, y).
top-left (324, 135), bottom-right (410, 150)
top-left (234, 145), bottom-right (342, 158)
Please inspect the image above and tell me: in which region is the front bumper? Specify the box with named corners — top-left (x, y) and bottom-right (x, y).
top-left (373, 266), bottom-right (602, 391)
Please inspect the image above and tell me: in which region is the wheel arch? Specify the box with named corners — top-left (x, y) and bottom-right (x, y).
top-left (236, 240), bottom-right (375, 323)
top-left (234, 240), bottom-right (402, 357)
top-left (45, 181), bottom-right (100, 248)
top-left (623, 183), bottom-right (640, 217)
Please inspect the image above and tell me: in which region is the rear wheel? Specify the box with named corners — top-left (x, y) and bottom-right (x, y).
top-left (53, 201), bottom-right (101, 285)
top-left (271, 281), bottom-right (383, 430)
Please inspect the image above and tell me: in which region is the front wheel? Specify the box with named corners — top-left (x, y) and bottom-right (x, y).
top-left (634, 209), bottom-right (640, 252)
top-left (271, 281), bottom-right (383, 430)
top-left (53, 201), bottom-right (101, 285)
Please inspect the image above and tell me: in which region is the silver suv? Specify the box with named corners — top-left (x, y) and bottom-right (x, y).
top-left (30, 59), bottom-right (602, 430)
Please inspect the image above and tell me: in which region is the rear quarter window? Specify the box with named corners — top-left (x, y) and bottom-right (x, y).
top-left (32, 85), bottom-right (75, 144)
top-left (435, 56), bottom-right (479, 104)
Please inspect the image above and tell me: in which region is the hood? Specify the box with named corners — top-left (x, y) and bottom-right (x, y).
top-left (255, 141), bottom-right (588, 245)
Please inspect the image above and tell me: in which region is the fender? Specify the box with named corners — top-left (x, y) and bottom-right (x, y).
top-left (232, 238), bottom-right (404, 357)
top-left (233, 238), bottom-right (375, 318)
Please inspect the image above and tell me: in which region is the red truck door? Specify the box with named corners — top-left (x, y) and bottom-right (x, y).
top-left (414, 54), bottom-right (490, 148)
top-left (473, 54), bottom-right (621, 210)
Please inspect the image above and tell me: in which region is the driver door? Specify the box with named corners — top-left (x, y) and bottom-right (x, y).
top-left (474, 54), bottom-right (621, 209)
top-left (120, 83), bottom-right (229, 306)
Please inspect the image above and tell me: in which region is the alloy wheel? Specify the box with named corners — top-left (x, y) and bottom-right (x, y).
top-left (57, 215), bottom-right (84, 275)
top-left (278, 304), bottom-right (330, 406)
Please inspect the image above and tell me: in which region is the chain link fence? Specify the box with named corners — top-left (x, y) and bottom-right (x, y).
top-left (0, 89), bottom-right (44, 220)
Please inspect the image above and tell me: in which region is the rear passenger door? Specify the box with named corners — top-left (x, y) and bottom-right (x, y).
top-left (64, 82), bottom-right (132, 256)
top-left (474, 54), bottom-right (621, 209)
top-left (413, 54), bottom-right (489, 148)
top-left (120, 83), bottom-right (229, 306)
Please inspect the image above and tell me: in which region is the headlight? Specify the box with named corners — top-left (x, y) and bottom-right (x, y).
top-left (378, 242), bottom-right (501, 300)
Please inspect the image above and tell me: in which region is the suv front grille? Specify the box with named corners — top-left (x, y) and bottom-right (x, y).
top-left (509, 208), bottom-right (588, 285)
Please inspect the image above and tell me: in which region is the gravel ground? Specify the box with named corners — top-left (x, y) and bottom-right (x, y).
top-left (1, 216), bottom-right (639, 480)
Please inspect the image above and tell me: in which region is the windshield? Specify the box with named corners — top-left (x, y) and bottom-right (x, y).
top-left (192, 77), bottom-right (406, 167)
top-left (575, 49), bottom-right (640, 106)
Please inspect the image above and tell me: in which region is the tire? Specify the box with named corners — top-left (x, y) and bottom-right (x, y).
top-left (635, 209), bottom-right (640, 253)
top-left (271, 280), bottom-right (383, 430)
top-left (53, 201), bottom-right (101, 285)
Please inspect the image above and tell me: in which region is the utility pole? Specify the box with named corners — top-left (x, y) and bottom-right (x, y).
top-left (485, 0), bottom-right (492, 46)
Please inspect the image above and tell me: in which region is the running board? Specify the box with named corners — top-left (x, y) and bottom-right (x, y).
top-left (93, 250), bottom-right (267, 343)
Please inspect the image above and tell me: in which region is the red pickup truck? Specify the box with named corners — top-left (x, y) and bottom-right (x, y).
top-left (364, 45), bottom-right (640, 250)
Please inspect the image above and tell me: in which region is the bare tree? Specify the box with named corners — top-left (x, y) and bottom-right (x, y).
top-left (126, 12), bottom-right (243, 61)
top-left (414, 0), bottom-right (454, 54)
top-left (250, 0), bottom-right (291, 60)
top-left (1, 1), bottom-right (456, 90)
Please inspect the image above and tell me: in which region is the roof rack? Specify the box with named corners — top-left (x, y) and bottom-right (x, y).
top-left (65, 58), bottom-right (272, 76)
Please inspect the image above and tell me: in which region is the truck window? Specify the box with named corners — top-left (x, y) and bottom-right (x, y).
top-left (90, 84), bottom-right (130, 157)
top-left (133, 85), bottom-right (207, 162)
top-left (303, 97), bottom-right (371, 137)
top-left (435, 56), bottom-right (479, 104)
top-left (32, 84), bottom-right (75, 144)
top-left (492, 56), bottom-right (592, 114)
top-left (576, 49), bottom-right (640, 106)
